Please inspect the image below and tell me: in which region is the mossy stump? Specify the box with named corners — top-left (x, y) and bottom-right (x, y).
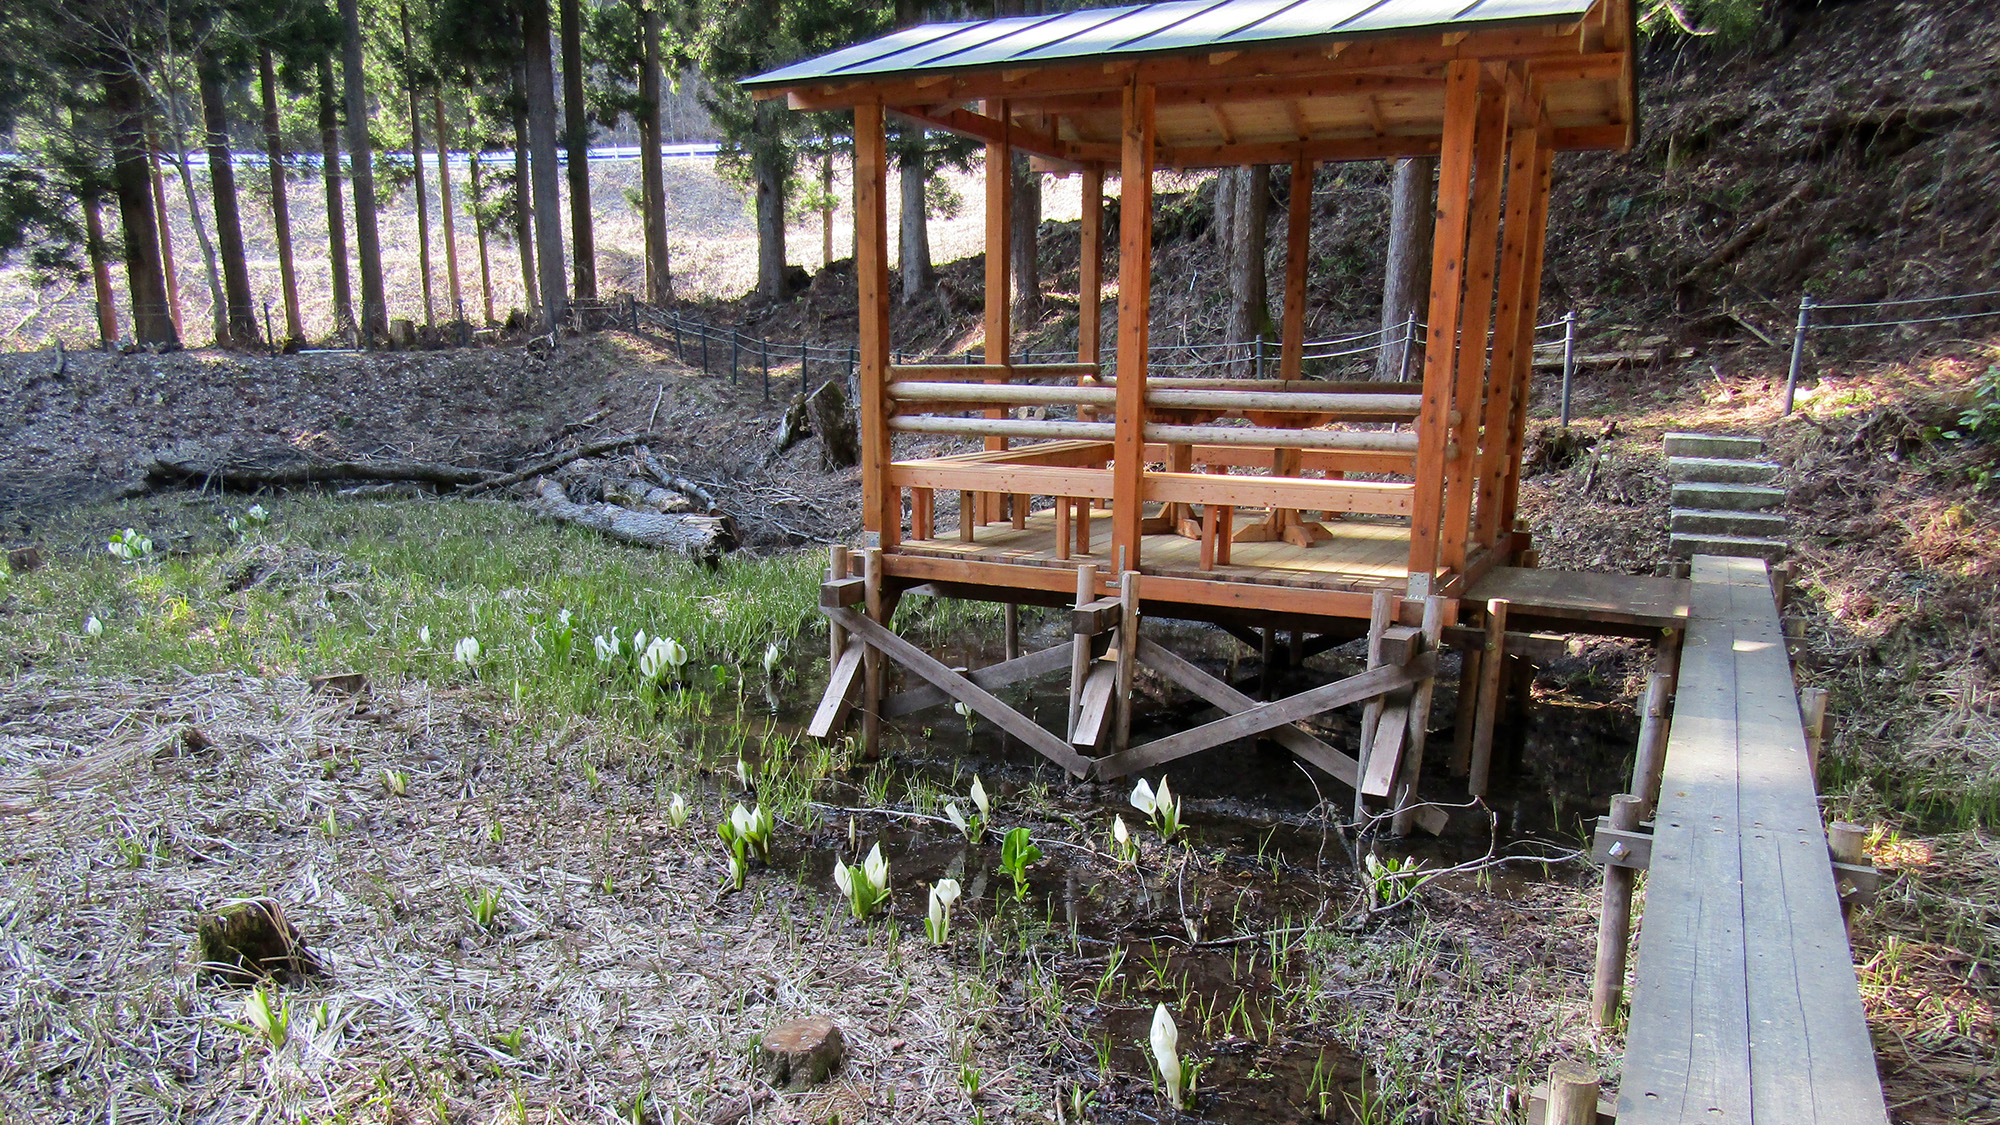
top-left (195, 898), bottom-right (317, 985)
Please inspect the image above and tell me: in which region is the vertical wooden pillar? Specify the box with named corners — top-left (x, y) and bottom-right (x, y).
top-left (1114, 570), bottom-right (1140, 752)
top-left (1468, 596), bottom-right (1509, 795)
top-left (1390, 595), bottom-right (1448, 836)
top-left (854, 103), bottom-right (896, 548)
top-left (1476, 89), bottom-right (1542, 552)
top-left (861, 547), bottom-right (885, 758)
top-left (1068, 563), bottom-right (1098, 734)
top-left (983, 100), bottom-right (1013, 469)
top-left (1355, 588), bottom-right (1395, 823)
top-left (1405, 61), bottom-right (1482, 594)
top-left (1280, 156), bottom-right (1311, 382)
top-left (1493, 118), bottom-right (1556, 543)
top-left (1591, 792), bottom-right (1644, 1026)
top-left (1078, 165), bottom-right (1104, 368)
top-left (1439, 72), bottom-right (1511, 576)
top-left (1111, 80), bottom-right (1154, 577)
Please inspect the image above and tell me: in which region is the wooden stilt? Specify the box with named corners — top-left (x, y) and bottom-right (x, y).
top-left (1114, 570), bottom-right (1140, 752)
top-left (1829, 821), bottom-right (1867, 934)
top-left (1068, 563), bottom-right (1098, 735)
top-left (1259, 627), bottom-right (1276, 700)
top-left (1799, 686), bottom-right (1829, 787)
top-left (1591, 792), bottom-right (1643, 1026)
top-left (860, 547), bottom-right (885, 758)
top-left (1075, 498), bottom-right (1092, 555)
top-left (1545, 1062), bottom-right (1601, 1125)
top-left (1657, 626), bottom-right (1684, 694)
top-left (1632, 671), bottom-right (1672, 819)
top-left (1468, 596), bottom-right (1509, 795)
top-left (912, 488), bottom-right (932, 541)
top-left (1055, 499), bottom-right (1072, 560)
top-left (1450, 646), bottom-right (1482, 778)
top-left (1004, 603), bottom-right (1021, 662)
top-left (1280, 156), bottom-right (1311, 383)
top-left (959, 492), bottom-right (976, 543)
top-left (1390, 596), bottom-right (1448, 836)
top-left (1355, 588), bottom-right (1396, 823)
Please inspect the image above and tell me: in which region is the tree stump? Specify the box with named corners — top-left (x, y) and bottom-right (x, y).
top-left (757, 1016), bottom-right (844, 1089)
top-left (195, 898), bottom-right (318, 985)
top-left (806, 380), bottom-right (859, 469)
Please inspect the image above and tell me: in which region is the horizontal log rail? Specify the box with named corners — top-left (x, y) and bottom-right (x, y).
top-left (886, 462), bottom-right (1414, 516)
top-left (888, 362), bottom-right (1101, 382)
top-left (888, 414), bottom-right (1420, 453)
top-left (1143, 443), bottom-right (1415, 477)
top-left (889, 380), bottom-right (1420, 416)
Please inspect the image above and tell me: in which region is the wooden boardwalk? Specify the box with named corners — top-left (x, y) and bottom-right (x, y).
top-left (1618, 555), bottom-right (1887, 1125)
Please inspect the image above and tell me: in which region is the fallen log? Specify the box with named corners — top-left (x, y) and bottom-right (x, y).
top-left (526, 478), bottom-right (736, 562)
top-left (151, 452), bottom-right (491, 490)
top-left (637, 448), bottom-right (720, 513)
top-left (460, 431), bottom-right (667, 494)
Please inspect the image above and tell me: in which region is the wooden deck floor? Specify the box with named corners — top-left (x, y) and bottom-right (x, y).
top-left (1468, 566), bottom-right (1692, 632)
top-left (1619, 555), bottom-right (1887, 1125)
top-left (896, 507), bottom-right (1411, 594)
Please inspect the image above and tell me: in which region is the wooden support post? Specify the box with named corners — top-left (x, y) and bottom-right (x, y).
top-left (1632, 671), bottom-right (1672, 819)
top-left (1493, 124), bottom-right (1555, 543)
top-left (1406, 60), bottom-right (1482, 591)
top-left (1657, 626), bottom-right (1684, 695)
top-left (1004, 603), bottom-right (1021, 662)
top-left (1545, 1062), bottom-right (1601, 1125)
top-left (1112, 80), bottom-right (1154, 577)
top-left (1355, 588), bottom-right (1396, 822)
top-left (854, 104), bottom-right (895, 547)
top-left (1451, 645), bottom-right (1482, 777)
top-left (1469, 597), bottom-right (1509, 795)
top-left (1475, 99), bottom-right (1541, 548)
top-left (912, 488), bottom-right (932, 541)
top-left (1114, 570), bottom-right (1140, 753)
top-left (1280, 156), bottom-right (1311, 383)
top-left (959, 491), bottom-right (976, 543)
top-left (827, 545), bottom-right (851, 667)
top-left (983, 98), bottom-right (1012, 464)
top-left (1391, 596), bottom-right (1448, 836)
top-left (1259, 627), bottom-right (1276, 701)
top-left (1800, 686), bottom-right (1829, 787)
top-left (1068, 563), bottom-right (1098, 735)
top-left (1055, 498), bottom-right (1072, 560)
top-left (1829, 820), bottom-right (1867, 933)
top-left (860, 548), bottom-right (885, 758)
top-left (1078, 165), bottom-right (1104, 370)
top-left (1439, 74), bottom-right (1511, 576)
top-left (1076, 498), bottom-right (1092, 555)
top-left (1591, 792), bottom-right (1644, 1027)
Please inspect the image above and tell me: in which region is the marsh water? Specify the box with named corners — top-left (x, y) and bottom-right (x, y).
top-left (695, 606), bottom-right (1639, 1122)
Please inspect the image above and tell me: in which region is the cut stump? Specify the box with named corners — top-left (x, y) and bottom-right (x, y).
top-left (757, 1016), bottom-right (845, 1088)
top-left (195, 898), bottom-right (319, 985)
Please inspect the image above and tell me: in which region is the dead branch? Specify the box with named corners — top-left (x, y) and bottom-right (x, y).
top-left (459, 432), bottom-right (668, 495)
top-left (524, 478), bottom-right (736, 562)
top-left (1676, 179), bottom-right (1814, 285)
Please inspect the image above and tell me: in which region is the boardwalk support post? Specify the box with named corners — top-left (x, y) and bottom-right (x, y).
top-left (1545, 1061), bottom-right (1602, 1125)
top-left (1592, 793), bottom-right (1644, 1026)
top-left (1631, 672), bottom-right (1672, 818)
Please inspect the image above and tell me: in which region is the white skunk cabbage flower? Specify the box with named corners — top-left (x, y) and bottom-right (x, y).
top-left (944, 802), bottom-right (971, 839)
top-left (863, 842), bottom-right (889, 893)
top-left (593, 633), bottom-right (622, 662)
top-left (832, 857), bottom-right (853, 897)
top-left (667, 792), bottom-right (689, 828)
top-left (1130, 778), bottom-right (1159, 817)
top-left (926, 878), bottom-right (962, 944)
top-left (639, 636), bottom-right (673, 680)
top-left (729, 803), bottom-right (756, 840)
top-left (85, 615), bottom-right (104, 637)
top-left (1151, 1003), bottom-right (1186, 1109)
top-left (632, 629), bottom-right (648, 655)
top-left (969, 775), bottom-right (991, 819)
top-left (453, 636), bottom-right (481, 665)
top-left (419, 625), bottom-right (431, 646)
top-left (662, 637), bottom-right (688, 672)
top-left (952, 701), bottom-right (974, 719)
top-left (556, 608), bottom-right (572, 628)
top-left (762, 642), bottom-right (782, 675)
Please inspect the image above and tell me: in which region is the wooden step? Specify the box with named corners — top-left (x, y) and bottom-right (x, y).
top-left (1670, 532), bottom-right (1787, 561)
top-left (1671, 481), bottom-right (1785, 511)
top-left (1663, 431), bottom-right (1764, 459)
top-left (1667, 456), bottom-right (1781, 484)
top-left (1671, 508), bottom-right (1790, 537)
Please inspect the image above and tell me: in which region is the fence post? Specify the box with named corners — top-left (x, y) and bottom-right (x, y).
top-left (762, 337), bottom-right (770, 401)
top-left (802, 340), bottom-right (810, 397)
top-left (263, 300), bottom-right (276, 356)
top-left (1784, 294), bottom-right (1814, 416)
top-left (849, 345), bottom-right (858, 396)
top-left (700, 327), bottom-right (709, 375)
top-left (1398, 312), bottom-right (1416, 382)
top-left (731, 331), bottom-right (739, 383)
top-left (1253, 333), bottom-right (1264, 379)
top-left (1559, 310), bottom-right (1577, 428)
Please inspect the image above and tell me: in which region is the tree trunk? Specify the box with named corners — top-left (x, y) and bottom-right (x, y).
top-left (341, 0), bottom-right (388, 339)
top-left (898, 126), bottom-right (933, 303)
top-left (104, 70), bottom-right (176, 346)
top-left (1211, 167), bottom-right (1234, 252)
top-left (144, 126), bottom-right (185, 338)
top-left (1011, 152), bottom-right (1042, 324)
top-left (820, 139), bottom-right (833, 268)
top-left (636, 0), bottom-right (671, 304)
top-left (434, 94), bottom-right (464, 324)
top-left (752, 101), bottom-right (788, 302)
top-left (523, 0), bottom-right (569, 330)
top-left (1375, 156), bottom-right (1436, 381)
top-left (197, 45), bottom-right (258, 345)
top-left (400, 2), bottom-right (434, 327)
top-left (162, 75), bottom-right (229, 346)
top-left (469, 138), bottom-right (496, 323)
top-left (560, 0), bottom-right (596, 305)
top-left (1227, 165), bottom-right (1271, 376)
top-left (317, 58), bottom-right (354, 338)
top-left (259, 49), bottom-right (303, 344)
top-left (512, 87), bottom-right (539, 317)
top-left (83, 187), bottom-right (119, 345)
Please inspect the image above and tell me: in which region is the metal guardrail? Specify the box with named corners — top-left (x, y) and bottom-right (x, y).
top-left (1783, 286), bottom-right (2000, 413)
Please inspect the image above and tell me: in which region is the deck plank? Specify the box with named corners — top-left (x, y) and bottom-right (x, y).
top-left (1466, 566), bottom-right (1690, 629)
top-left (1619, 555), bottom-right (1888, 1125)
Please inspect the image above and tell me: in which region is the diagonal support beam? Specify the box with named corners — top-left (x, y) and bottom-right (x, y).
top-left (1134, 638), bottom-right (1360, 787)
top-left (881, 641), bottom-right (1071, 718)
top-left (1096, 650), bottom-right (1437, 778)
top-left (826, 607), bottom-right (1093, 777)
top-left (808, 638), bottom-right (865, 738)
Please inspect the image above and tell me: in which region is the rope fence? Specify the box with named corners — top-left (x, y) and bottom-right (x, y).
top-left (1784, 285), bottom-right (2000, 413)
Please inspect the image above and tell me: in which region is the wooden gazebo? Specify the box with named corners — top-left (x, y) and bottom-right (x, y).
top-left (745, 0), bottom-right (1638, 825)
